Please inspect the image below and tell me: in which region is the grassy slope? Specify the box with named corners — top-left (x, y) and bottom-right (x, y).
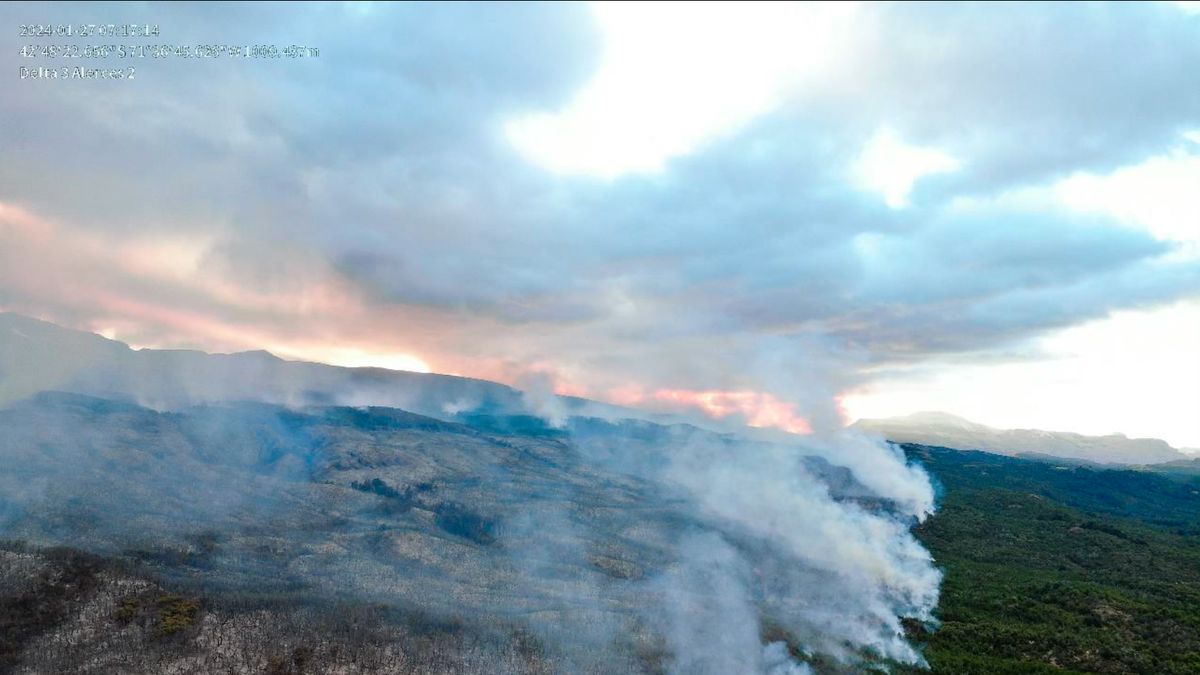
top-left (901, 444), bottom-right (1200, 675)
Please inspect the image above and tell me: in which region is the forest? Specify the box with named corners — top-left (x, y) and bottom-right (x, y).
top-left (900, 444), bottom-right (1200, 674)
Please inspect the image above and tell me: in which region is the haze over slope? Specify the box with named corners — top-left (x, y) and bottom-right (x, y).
top-left (853, 412), bottom-right (1187, 465)
top-left (0, 313), bottom-right (941, 673)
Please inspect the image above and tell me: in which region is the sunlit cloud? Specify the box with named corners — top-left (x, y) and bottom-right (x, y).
top-left (652, 388), bottom-right (813, 434)
top-left (289, 346), bottom-right (431, 374)
top-left (2, 2), bottom-right (1197, 449)
top-left (1054, 141), bottom-right (1200, 253)
top-left (506, 1), bottom-right (858, 177)
top-left (946, 131), bottom-right (1200, 256)
top-left (842, 299), bottom-right (1200, 448)
top-left (854, 127), bottom-right (961, 208)
top-left (0, 200), bottom-right (412, 362)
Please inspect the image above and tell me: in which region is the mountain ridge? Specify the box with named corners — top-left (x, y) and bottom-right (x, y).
top-left (853, 411), bottom-right (1187, 465)
top-left (0, 312), bottom-right (681, 430)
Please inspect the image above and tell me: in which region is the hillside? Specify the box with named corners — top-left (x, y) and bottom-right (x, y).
top-left (0, 391), bottom-right (932, 674)
top-left (2, 396), bottom-right (1197, 673)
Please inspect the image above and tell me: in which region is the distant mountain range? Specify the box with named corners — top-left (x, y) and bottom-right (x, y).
top-left (853, 411), bottom-right (1189, 465)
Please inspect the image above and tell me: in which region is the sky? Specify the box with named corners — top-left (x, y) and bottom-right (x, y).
top-left (2, 1), bottom-right (1199, 447)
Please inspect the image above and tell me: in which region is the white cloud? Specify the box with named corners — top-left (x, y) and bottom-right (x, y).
top-left (854, 128), bottom-right (961, 208)
top-left (844, 299), bottom-right (1200, 448)
top-left (506, 1), bottom-right (857, 177)
top-left (1054, 143), bottom-right (1200, 253)
top-left (948, 133), bottom-right (1200, 256)
top-left (291, 346), bottom-right (431, 374)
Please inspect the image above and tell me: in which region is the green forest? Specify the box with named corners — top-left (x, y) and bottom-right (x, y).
top-left (900, 444), bottom-right (1200, 674)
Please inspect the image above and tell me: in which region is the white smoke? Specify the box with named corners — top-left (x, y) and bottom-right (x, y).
top-left (517, 371), bottom-right (570, 428)
top-left (441, 396), bottom-right (479, 415)
top-left (661, 433), bottom-right (939, 666)
top-left (654, 532), bottom-right (766, 675)
top-left (563, 419), bottom-right (941, 670)
top-left (762, 643), bottom-right (814, 675)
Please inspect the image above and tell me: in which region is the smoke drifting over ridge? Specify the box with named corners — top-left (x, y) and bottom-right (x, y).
top-left (0, 314), bottom-right (938, 672)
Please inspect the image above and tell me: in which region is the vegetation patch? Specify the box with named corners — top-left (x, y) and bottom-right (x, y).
top-left (432, 502), bottom-right (497, 545)
top-left (350, 477), bottom-right (436, 513)
top-left (155, 594), bottom-right (201, 637)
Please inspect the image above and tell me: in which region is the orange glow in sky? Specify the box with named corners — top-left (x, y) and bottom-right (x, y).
top-left (292, 346), bottom-right (432, 374)
top-left (649, 388), bottom-right (813, 434)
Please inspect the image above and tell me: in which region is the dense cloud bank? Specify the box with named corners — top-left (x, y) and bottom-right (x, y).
top-left (2, 2), bottom-right (1198, 416)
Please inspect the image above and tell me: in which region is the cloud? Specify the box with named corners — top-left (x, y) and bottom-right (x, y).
top-left (834, 1), bottom-right (1200, 195)
top-left (1, 1), bottom-right (1198, 429)
top-left (1054, 145), bottom-right (1200, 250)
top-left (854, 128), bottom-right (961, 208)
top-left (506, 2), bottom-right (859, 176)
